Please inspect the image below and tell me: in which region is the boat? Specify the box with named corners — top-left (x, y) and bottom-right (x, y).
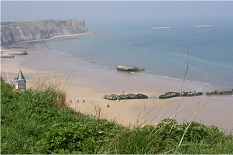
top-left (193, 25), bottom-right (213, 28)
top-left (116, 65), bottom-right (145, 72)
top-left (152, 27), bottom-right (171, 30)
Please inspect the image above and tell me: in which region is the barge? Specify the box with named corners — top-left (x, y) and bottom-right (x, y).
top-left (193, 25), bottom-right (213, 28)
top-left (152, 26), bottom-right (171, 30)
top-left (117, 65), bottom-right (145, 72)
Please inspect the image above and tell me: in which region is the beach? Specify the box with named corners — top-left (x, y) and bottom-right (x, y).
top-left (1, 42), bottom-right (233, 133)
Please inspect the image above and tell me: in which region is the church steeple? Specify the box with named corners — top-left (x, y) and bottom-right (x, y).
top-left (15, 70), bottom-right (26, 91)
top-left (17, 70), bottom-right (26, 82)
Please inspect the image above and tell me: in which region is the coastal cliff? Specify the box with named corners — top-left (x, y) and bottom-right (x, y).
top-left (1, 19), bottom-right (89, 46)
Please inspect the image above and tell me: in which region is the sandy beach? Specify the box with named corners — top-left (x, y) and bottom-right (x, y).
top-left (1, 41), bottom-right (233, 133)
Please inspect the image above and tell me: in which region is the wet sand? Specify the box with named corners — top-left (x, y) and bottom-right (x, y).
top-left (1, 42), bottom-right (233, 133)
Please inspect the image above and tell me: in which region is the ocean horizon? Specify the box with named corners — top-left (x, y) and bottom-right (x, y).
top-left (46, 19), bottom-right (233, 90)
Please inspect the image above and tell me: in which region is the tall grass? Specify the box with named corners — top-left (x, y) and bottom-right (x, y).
top-left (1, 80), bottom-right (233, 154)
top-left (1, 83), bottom-right (122, 154)
top-left (99, 119), bottom-right (233, 154)
top-left (32, 74), bottom-right (67, 107)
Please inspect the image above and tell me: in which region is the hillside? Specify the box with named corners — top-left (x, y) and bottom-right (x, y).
top-left (1, 19), bottom-right (89, 46)
top-left (1, 83), bottom-right (233, 154)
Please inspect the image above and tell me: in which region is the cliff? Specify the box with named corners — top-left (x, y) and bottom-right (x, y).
top-left (1, 20), bottom-right (89, 46)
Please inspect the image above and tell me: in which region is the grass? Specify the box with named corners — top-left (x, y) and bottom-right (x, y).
top-left (100, 119), bottom-right (233, 154)
top-left (1, 83), bottom-right (233, 154)
top-left (1, 83), bottom-right (122, 154)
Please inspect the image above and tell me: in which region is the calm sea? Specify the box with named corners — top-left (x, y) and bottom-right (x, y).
top-left (47, 19), bottom-right (233, 90)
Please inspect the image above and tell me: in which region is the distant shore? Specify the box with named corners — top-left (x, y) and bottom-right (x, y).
top-left (1, 41), bottom-right (233, 133)
top-left (1, 32), bottom-right (95, 48)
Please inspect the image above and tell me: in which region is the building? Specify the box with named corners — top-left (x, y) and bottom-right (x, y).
top-left (15, 70), bottom-right (26, 91)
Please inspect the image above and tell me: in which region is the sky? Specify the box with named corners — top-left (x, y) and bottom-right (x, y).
top-left (1, 1), bottom-right (233, 23)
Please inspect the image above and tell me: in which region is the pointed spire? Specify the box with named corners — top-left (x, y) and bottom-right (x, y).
top-left (17, 70), bottom-right (26, 81)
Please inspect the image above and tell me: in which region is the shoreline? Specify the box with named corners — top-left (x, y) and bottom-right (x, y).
top-left (1, 32), bottom-right (95, 49)
top-left (1, 41), bottom-right (233, 133)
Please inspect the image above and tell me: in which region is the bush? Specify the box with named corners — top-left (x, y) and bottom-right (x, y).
top-left (35, 120), bottom-right (122, 154)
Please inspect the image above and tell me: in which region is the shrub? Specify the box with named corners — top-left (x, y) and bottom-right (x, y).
top-left (35, 120), bottom-right (123, 154)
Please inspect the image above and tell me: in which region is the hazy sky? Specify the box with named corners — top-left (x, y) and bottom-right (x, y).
top-left (1, 1), bottom-right (233, 23)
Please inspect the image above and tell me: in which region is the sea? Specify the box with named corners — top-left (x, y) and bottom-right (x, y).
top-left (46, 19), bottom-right (233, 90)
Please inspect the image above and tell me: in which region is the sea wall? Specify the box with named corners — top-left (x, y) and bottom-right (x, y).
top-left (1, 20), bottom-right (89, 46)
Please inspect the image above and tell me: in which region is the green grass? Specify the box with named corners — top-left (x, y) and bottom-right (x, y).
top-left (1, 83), bottom-right (122, 154)
top-left (100, 119), bottom-right (233, 154)
top-left (1, 83), bottom-right (233, 154)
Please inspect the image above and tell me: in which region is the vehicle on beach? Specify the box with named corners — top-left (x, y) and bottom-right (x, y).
top-left (116, 65), bottom-right (145, 72)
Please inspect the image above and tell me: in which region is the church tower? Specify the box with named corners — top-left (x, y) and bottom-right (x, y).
top-left (15, 70), bottom-right (26, 91)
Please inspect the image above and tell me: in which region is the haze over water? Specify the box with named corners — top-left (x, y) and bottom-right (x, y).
top-left (47, 19), bottom-right (233, 90)
top-left (2, 1), bottom-right (233, 90)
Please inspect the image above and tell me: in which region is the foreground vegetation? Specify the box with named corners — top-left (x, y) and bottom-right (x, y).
top-left (1, 83), bottom-right (233, 154)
